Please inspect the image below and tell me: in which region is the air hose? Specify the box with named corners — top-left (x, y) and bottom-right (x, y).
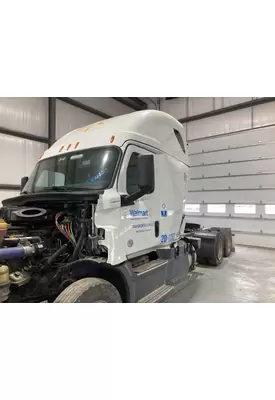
top-left (0, 246), bottom-right (26, 260)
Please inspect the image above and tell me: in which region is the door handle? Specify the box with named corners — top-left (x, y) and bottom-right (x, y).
top-left (155, 221), bottom-right (159, 237)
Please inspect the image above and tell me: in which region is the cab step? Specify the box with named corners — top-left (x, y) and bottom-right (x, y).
top-left (139, 271), bottom-right (201, 303)
top-left (133, 259), bottom-right (167, 276)
top-left (138, 284), bottom-right (173, 303)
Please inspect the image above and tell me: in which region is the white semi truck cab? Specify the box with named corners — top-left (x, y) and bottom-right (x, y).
top-left (0, 110), bottom-right (229, 303)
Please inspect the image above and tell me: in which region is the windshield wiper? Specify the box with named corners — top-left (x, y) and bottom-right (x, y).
top-left (40, 186), bottom-right (76, 192)
top-left (34, 186), bottom-right (94, 193)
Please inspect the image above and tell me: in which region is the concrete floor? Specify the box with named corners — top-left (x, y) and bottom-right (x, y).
top-left (167, 246), bottom-right (275, 303)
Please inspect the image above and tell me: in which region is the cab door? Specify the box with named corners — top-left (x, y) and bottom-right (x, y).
top-left (117, 144), bottom-right (159, 257)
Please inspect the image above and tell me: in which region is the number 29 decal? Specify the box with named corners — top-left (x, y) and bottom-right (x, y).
top-left (161, 233), bottom-right (176, 243)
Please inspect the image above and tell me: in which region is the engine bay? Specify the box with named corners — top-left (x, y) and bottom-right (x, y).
top-left (0, 198), bottom-right (106, 302)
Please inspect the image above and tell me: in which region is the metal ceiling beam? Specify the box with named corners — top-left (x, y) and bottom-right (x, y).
top-left (48, 97), bottom-right (56, 146)
top-left (165, 97), bottom-right (179, 100)
top-left (0, 126), bottom-right (48, 144)
top-left (112, 97), bottom-right (142, 111)
top-left (57, 97), bottom-right (112, 119)
top-left (128, 97), bottom-right (147, 109)
top-left (0, 184), bottom-right (21, 190)
top-left (179, 97), bottom-right (275, 123)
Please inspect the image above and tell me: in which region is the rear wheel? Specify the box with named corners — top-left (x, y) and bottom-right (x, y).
top-left (209, 232), bottom-right (224, 266)
top-left (210, 227), bottom-right (232, 257)
top-left (54, 278), bottom-right (122, 303)
top-left (195, 231), bottom-right (224, 267)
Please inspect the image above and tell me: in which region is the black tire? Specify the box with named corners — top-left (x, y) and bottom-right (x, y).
top-left (54, 278), bottom-right (122, 303)
top-left (231, 234), bottom-right (236, 252)
top-left (197, 256), bottom-right (207, 265)
top-left (224, 233), bottom-right (232, 257)
top-left (208, 231), bottom-right (224, 266)
top-left (188, 246), bottom-right (197, 271)
top-left (210, 227), bottom-right (232, 257)
top-left (195, 231), bottom-right (224, 267)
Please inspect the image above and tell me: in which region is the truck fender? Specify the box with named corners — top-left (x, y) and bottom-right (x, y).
top-left (61, 259), bottom-right (134, 303)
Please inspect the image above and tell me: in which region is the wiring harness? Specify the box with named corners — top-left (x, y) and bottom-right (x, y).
top-left (55, 212), bottom-right (76, 246)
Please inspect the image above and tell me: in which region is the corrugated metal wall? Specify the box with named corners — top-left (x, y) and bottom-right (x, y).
top-left (160, 97), bottom-right (275, 248)
top-left (56, 98), bottom-right (133, 139)
top-left (0, 98), bottom-right (48, 205)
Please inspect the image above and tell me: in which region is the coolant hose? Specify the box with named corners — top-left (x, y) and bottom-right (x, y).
top-left (0, 246), bottom-right (25, 260)
top-left (47, 243), bottom-right (68, 266)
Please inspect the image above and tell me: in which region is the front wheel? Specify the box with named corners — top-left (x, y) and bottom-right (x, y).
top-left (54, 278), bottom-right (122, 303)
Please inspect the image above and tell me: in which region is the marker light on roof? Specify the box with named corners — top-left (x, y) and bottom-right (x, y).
top-left (74, 141), bottom-right (80, 149)
top-left (110, 135), bottom-right (115, 143)
top-left (59, 145), bottom-right (64, 152)
top-left (39, 152), bottom-right (44, 160)
top-left (66, 144), bottom-right (72, 150)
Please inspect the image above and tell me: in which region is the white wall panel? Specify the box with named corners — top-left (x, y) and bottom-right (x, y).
top-left (187, 189), bottom-right (275, 204)
top-left (142, 98), bottom-right (159, 110)
top-left (160, 98), bottom-right (188, 120)
top-left (190, 142), bottom-right (275, 166)
top-left (214, 98), bottom-right (223, 109)
top-left (0, 97), bottom-right (48, 137)
top-left (190, 158), bottom-right (275, 179)
top-left (164, 97), bottom-right (275, 247)
top-left (253, 101), bottom-right (275, 127)
top-left (0, 134), bottom-right (25, 184)
top-left (188, 97), bottom-right (213, 116)
top-left (56, 100), bottom-right (101, 140)
top-left (162, 97), bottom-right (254, 119)
top-left (233, 233), bottom-right (275, 249)
top-left (222, 97), bottom-right (252, 107)
top-left (71, 98), bottom-right (134, 117)
top-left (188, 125), bottom-right (275, 154)
top-left (0, 190), bottom-right (20, 206)
top-left (187, 108), bottom-right (252, 140)
top-left (0, 133), bottom-right (46, 184)
top-left (189, 174), bottom-right (275, 191)
top-left (25, 140), bottom-right (47, 175)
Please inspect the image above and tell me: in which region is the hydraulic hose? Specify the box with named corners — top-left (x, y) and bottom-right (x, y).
top-left (0, 246), bottom-right (25, 260)
top-left (0, 243), bottom-right (43, 261)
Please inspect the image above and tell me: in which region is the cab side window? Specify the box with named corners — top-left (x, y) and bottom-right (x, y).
top-left (174, 129), bottom-right (185, 153)
top-left (126, 152), bottom-right (139, 195)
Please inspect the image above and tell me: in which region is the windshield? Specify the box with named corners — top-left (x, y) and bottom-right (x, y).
top-left (24, 146), bottom-right (120, 193)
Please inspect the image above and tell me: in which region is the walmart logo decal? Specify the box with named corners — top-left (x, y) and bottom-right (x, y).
top-left (129, 209), bottom-right (151, 218)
